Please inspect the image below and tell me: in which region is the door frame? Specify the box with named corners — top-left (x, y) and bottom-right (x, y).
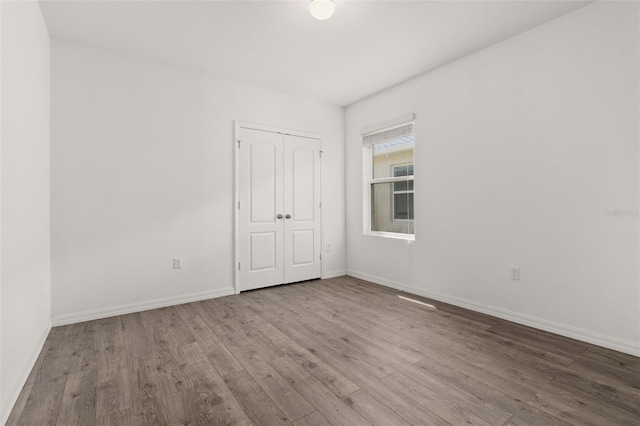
top-left (234, 121), bottom-right (324, 294)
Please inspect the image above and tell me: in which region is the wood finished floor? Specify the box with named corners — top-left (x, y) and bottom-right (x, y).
top-left (7, 276), bottom-right (640, 425)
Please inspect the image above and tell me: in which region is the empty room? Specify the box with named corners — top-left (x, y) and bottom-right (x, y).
top-left (1, 0), bottom-right (639, 424)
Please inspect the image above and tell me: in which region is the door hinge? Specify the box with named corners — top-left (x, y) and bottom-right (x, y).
top-left (320, 253), bottom-right (322, 261)
top-left (238, 262), bottom-right (241, 270)
top-left (238, 201), bottom-right (240, 209)
top-left (319, 150), bottom-right (324, 158)
top-left (319, 202), bottom-right (322, 209)
top-left (237, 140), bottom-right (241, 148)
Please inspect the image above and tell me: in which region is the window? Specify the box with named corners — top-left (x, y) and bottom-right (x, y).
top-left (392, 164), bottom-right (414, 220)
top-left (363, 120), bottom-right (414, 238)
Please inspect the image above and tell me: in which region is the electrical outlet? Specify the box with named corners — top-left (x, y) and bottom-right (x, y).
top-left (510, 266), bottom-right (520, 280)
top-left (173, 258), bottom-right (182, 269)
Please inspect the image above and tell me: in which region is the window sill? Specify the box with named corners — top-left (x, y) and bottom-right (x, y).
top-left (364, 231), bottom-right (415, 241)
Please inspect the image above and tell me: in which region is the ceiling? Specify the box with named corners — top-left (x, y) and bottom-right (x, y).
top-left (39, 0), bottom-right (589, 106)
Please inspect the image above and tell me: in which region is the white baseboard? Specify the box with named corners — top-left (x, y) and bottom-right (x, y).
top-left (347, 270), bottom-right (640, 357)
top-left (1, 321), bottom-right (51, 426)
top-left (51, 287), bottom-right (235, 326)
top-left (322, 269), bottom-right (347, 279)
top-left (346, 270), bottom-right (406, 291)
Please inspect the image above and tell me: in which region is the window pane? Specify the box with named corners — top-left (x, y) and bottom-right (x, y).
top-left (393, 180), bottom-right (413, 192)
top-left (371, 182), bottom-right (414, 235)
top-left (393, 164), bottom-right (414, 177)
top-left (394, 181), bottom-right (408, 192)
top-left (393, 193), bottom-right (414, 220)
top-left (372, 136), bottom-right (414, 179)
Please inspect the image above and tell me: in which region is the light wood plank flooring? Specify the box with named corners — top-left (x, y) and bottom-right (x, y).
top-left (7, 276), bottom-right (640, 425)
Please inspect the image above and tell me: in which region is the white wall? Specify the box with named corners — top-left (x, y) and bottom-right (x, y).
top-left (0, 1), bottom-right (52, 422)
top-left (345, 2), bottom-right (640, 355)
top-left (51, 41), bottom-right (346, 324)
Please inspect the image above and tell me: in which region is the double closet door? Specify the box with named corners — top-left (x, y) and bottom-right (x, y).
top-left (238, 126), bottom-right (322, 291)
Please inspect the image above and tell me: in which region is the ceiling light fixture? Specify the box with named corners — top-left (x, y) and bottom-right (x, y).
top-left (309, 0), bottom-right (335, 21)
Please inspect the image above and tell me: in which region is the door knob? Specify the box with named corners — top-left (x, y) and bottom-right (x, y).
top-left (277, 214), bottom-right (283, 219)
top-left (285, 214), bottom-right (292, 219)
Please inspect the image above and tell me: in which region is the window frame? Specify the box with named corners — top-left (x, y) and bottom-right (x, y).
top-left (362, 120), bottom-right (415, 241)
top-left (391, 163), bottom-right (414, 222)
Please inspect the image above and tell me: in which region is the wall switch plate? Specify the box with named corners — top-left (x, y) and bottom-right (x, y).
top-left (173, 258), bottom-right (182, 269)
top-left (510, 266), bottom-right (520, 280)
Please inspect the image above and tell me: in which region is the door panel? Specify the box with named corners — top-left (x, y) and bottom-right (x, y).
top-left (283, 135), bottom-right (322, 283)
top-left (250, 142), bottom-right (277, 223)
top-left (249, 232), bottom-right (277, 271)
top-left (292, 148), bottom-right (315, 221)
top-left (239, 128), bottom-right (284, 290)
top-left (292, 230), bottom-right (315, 266)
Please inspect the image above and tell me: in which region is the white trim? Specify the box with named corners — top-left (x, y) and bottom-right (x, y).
top-left (235, 121), bottom-right (321, 141)
top-left (319, 143), bottom-right (325, 281)
top-left (370, 175), bottom-right (414, 185)
top-left (362, 143), bottom-right (373, 235)
top-left (1, 321), bottom-right (51, 425)
top-left (347, 270), bottom-right (407, 291)
top-left (234, 121), bottom-right (323, 293)
top-left (322, 269), bottom-right (347, 279)
top-left (364, 231), bottom-right (415, 241)
top-left (51, 287), bottom-right (235, 326)
top-left (361, 113), bottom-right (415, 136)
top-left (0, 0), bottom-right (3, 420)
top-left (234, 121), bottom-right (241, 294)
top-left (347, 270), bottom-right (640, 357)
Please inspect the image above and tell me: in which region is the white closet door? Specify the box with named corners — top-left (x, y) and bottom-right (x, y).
top-left (238, 127), bottom-right (322, 291)
top-left (239, 128), bottom-right (284, 291)
top-left (283, 135), bottom-right (322, 283)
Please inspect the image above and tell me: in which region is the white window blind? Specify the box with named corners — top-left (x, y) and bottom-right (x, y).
top-left (363, 123), bottom-right (413, 146)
